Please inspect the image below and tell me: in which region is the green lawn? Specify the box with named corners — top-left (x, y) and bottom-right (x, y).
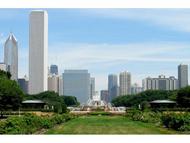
top-left (45, 115), bottom-right (178, 134)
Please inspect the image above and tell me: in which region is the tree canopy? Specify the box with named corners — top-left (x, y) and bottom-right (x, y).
top-left (60, 96), bottom-right (79, 106)
top-left (112, 90), bottom-right (177, 107)
top-left (177, 86), bottom-right (190, 107)
top-left (25, 91), bottom-right (68, 113)
top-left (0, 70), bottom-right (24, 116)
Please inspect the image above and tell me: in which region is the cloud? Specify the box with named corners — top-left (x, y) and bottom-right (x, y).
top-left (47, 41), bottom-right (190, 90)
top-left (82, 9), bottom-right (190, 32)
top-left (48, 41), bottom-right (190, 70)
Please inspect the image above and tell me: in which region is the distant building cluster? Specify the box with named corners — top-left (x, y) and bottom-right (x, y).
top-left (0, 10), bottom-right (189, 105)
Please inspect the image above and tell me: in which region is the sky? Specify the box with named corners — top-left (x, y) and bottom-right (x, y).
top-left (0, 9), bottom-right (190, 91)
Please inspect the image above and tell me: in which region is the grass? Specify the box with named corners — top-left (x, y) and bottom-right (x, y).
top-left (45, 115), bottom-right (178, 134)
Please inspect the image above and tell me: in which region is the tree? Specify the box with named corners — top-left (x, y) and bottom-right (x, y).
top-left (0, 70), bottom-right (11, 79)
top-left (0, 78), bottom-right (24, 117)
top-left (25, 91), bottom-right (67, 113)
top-left (177, 86), bottom-right (190, 107)
top-left (60, 96), bottom-right (79, 106)
top-left (112, 90), bottom-right (176, 107)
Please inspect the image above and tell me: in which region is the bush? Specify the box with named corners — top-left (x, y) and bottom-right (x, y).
top-left (161, 112), bottom-right (190, 131)
top-left (126, 109), bottom-right (161, 123)
top-left (0, 113), bottom-right (74, 134)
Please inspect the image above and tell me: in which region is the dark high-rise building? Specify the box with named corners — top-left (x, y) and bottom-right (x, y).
top-left (108, 74), bottom-right (119, 103)
top-left (63, 70), bottom-right (90, 104)
top-left (18, 77), bottom-right (29, 94)
top-left (178, 64), bottom-right (188, 88)
top-left (50, 64), bottom-right (58, 75)
top-left (100, 90), bottom-right (108, 103)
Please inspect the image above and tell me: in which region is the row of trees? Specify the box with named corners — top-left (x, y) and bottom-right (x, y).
top-left (112, 87), bottom-right (190, 108)
top-left (0, 70), bottom-right (79, 116)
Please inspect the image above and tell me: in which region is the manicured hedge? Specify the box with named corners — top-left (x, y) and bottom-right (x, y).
top-left (0, 113), bottom-right (73, 134)
top-left (161, 112), bottom-right (190, 131)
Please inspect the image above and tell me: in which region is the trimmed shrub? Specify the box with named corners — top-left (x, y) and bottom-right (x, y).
top-left (161, 112), bottom-right (190, 131)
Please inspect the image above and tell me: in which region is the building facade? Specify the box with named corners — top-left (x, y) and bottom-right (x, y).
top-left (29, 10), bottom-right (48, 94)
top-left (50, 64), bottom-right (58, 75)
top-left (18, 76), bottom-right (29, 94)
top-left (108, 74), bottom-right (119, 102)
top-left (63, 70), bottom-right (90, 104)
top-left (100, 90), bottom-right (109, 103)
top-left (90, 77), bottom-right (95, 99)
top-left (178, 64), bottom-right (188, 88)
top-left (119, 71), bottom-right (131, 95)
top-left (58, 75), bottom-right (63, 96)
top-left (48, 74), bottom-right (59, 93)
top-left (142, 75), bottom-right (178, 91)
top-left (131, 83), bottom-right (143, 95)
top-left (4, 33), bottom-right (18, 81)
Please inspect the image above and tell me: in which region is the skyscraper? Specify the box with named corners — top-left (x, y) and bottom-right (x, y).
top-left (108, 74), bottom-right (119, 102)
top-left (18, 75), bottom-right (29, 94)
top-left (50, 64), bottom-right (58, 75)
top-left (4, 33), bottom-right (18, 81)
top-left (100, 90), bottom-right (109, 103)
top-left (90, 77), bottom-right (95, 99)
top-left (119, 71), bottom-right (131, 95)
top-left (48, 74), bottom-right (59, 93)
top-left (29, 10), bottom-right (48, 94)
top-left (59, 75), bottom-right (63, 96)
top-left (63, 70), bottom-right (90, 104)
top-left (178, 64), bottom-right (188, 88)
top-left (142, 75), bottom-right (178, 91)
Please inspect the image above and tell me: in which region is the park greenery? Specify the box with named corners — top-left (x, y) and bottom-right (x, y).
top-left (0, 113), bottom-right (73, 134)
top-left (25, 91), bottom-right (67, 113)
top-left (112, 90), bottom-right (177, 108)
top-left (1, 69), bottom-right (190, 134)
top-left (0, 70), bottom-right (24, 117)
top-left (112, 87), bottom-right (190, 109)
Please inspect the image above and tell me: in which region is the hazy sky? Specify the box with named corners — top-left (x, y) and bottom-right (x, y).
top-left (0, 9), bottom-right (190, 91)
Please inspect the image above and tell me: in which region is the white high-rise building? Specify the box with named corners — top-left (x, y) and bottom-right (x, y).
top-left (48, 74), bottom-right (59, 93)
top-left (59, 75), bottom-right (63, 95)
top-left (29, 10), bottom-right (48, 94)
top-left (4, 33), bottom-right (18, 81)
top-left (142, 75), bottom-right (178, 91)
top-left (119, 71), bottom-right (131, 95)
top-left (178, 64), bottom-right (188, 88)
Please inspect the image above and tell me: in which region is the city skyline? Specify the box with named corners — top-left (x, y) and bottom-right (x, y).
top-left (1, 9), bottom-right (190, 90)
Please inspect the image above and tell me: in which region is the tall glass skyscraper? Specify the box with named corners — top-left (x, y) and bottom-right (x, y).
top-left (4, 33), bottom-right (18, 81)
top-left (108, 74), bottom-right (119, 102)
top-left (178, 64), bottom-right (188, 88)
top-left (63, 70), bottom-right (90, 104)
top-left (29, 10), bottom-right (48, 94)
top-left (50, 64), bottom-right (58, 75)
